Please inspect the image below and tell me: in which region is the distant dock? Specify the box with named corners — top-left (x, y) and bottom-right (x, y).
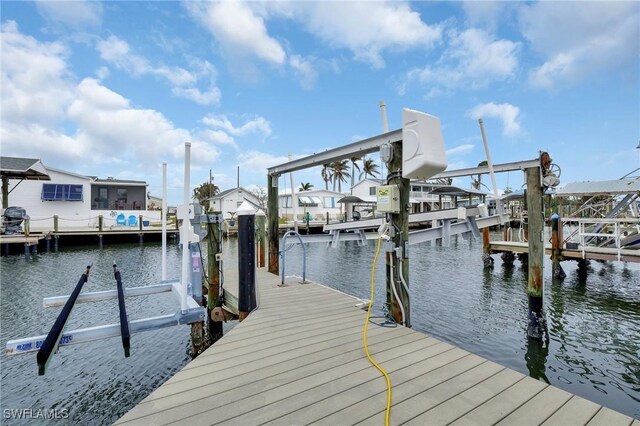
top-left (117, 268), bottom-right (638, 425)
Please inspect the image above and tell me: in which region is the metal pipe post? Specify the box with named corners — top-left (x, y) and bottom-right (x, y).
top-left (238, 208), bottom-right (256, 321)
top-left (162, 162), bottom-right (167, 281)
top-left (180, 142), bottom-right (192, 313)
top-left (526, 166), bottom-right (548, 343)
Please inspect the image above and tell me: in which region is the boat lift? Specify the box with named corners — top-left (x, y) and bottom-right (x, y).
top-left (5, 143), bottom-right (207, 375)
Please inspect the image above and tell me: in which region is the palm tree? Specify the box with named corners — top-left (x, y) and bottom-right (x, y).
top-left (321, 164), bottom-right (331, 190)
top-left (330, 160), bottom-right (351, 193)
top-left (299, 182), bottom-right (313, 191)
top-left (360, 158), bottom-right (380, 180)
top-left (193, 181), bottom-right (220, 204)
top-left (350, 156), bottom-right (361, 191)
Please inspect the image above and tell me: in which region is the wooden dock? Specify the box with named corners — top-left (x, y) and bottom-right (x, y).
top-left (117, 268), bottom-right (638, 425)
top-left (489, 241), bottom-right (640, 263)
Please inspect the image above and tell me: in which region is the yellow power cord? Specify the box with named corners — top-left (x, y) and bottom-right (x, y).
top-left (363, 237), bottom-right (392, 426)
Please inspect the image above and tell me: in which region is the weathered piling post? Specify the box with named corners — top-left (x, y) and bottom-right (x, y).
top-left (205, 211), bottom-right (223, 344)
top-left (138, 215), bottom-right (143, 231)
top-left (267, 173), bottom-right (279, 275)
top-left (551, 213), bottom-right (566, 279)
top-left (98, 234), bottom-right (103, 249)
top-left (98, 215), bottom-right (103, 232)
top-left (31, 243), bottom-right (37, 255)
top-left (53, 215), bottom-right (58, 232)
top-left (482, 228), bottom-right (493, 268)
top-left (24, 243), bottom-right (30, 258)
top-left (237, 201), bottom-right (257, 321)
top-left (54, 236), bottom-right (59, 252)
top-left (525, 161), bottom-right (547, 342)
top-left (45, 236), bottom-right (50, 253)
top-left (255, 209), bottom-right (266, 268)
top-left (386, 141), bottom-right (411, 327)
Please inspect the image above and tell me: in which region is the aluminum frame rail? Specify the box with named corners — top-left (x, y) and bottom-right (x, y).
top-left (114, 264), bottom-right (130, 357)
top-left (36, 266), bottom-right (90, 375)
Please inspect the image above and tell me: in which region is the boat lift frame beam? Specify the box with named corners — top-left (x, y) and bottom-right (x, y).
top-left (5, 308), bottom-right (205, 356)
top-left (267, 129), bottom-right (402, 175)
top-left (43, 282), bottom-right (175, 307)
top-left (431, 159), bottom-right (540, 180)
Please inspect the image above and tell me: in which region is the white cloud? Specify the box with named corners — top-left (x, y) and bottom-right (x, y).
top-left (185, 1), bottom-right (286, 65)
top-left (96, 35), bottom-right (221, 105)
top-left (403, 28), bottom-right (520, 97)
top-left (36, 0), bottom-right (102, 29)
top-left (202, 114), bottom-right (272, 139)
top-left (520, 2), bottom-right (639, 89)
top-left (1, 21), bottom-right (73, 126)
top-left (294, 2), bottom-right (441, 69)
top-left (446, 144), bottom-right (475, 157)
top-left (238, 151), bottom-right (291, 173)
top-left (199, 129), bottom-right (237, 149)
top-left (467, 102), bottom-right (521, 136)
top-left (289, 54), bottom-right (318, 90)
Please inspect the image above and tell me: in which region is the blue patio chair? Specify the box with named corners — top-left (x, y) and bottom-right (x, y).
top-left (127, 215), bottom-right (137, 226)
top-left (116, 214), bottom-right (126, 226)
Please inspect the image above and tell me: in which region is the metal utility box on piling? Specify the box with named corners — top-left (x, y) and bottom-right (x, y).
top-left (237, 201), bottom-right (257, 321)
top-left (204, 211), bottom-right (224, 343)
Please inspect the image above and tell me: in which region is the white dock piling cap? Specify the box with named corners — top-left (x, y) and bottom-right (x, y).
top-left (236, 201), bottom-right (256, 216)
top-left (255, 209), bottom-right (266, 217)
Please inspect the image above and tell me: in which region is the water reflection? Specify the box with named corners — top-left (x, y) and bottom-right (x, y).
top-left (525, 337), bottom-right (550, 384)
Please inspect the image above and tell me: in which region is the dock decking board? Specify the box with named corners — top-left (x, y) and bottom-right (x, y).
top-left (118, 268), bottom-right (637, 425)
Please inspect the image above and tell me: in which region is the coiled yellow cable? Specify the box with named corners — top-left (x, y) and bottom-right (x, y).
top-left (363, 237), bottom-right (392, 426)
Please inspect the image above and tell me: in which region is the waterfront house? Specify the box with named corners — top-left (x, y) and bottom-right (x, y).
top-left (279, 189), bottom-right (344, 221)
top-left (206, 187), bottom-right (262, 219)
top-left (1, 156), bottom-right (160, 231)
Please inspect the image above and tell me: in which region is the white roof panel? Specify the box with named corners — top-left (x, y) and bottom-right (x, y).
top-left (556, 179), bottom-right (640, 196)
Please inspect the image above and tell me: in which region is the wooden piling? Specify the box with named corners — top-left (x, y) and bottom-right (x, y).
top-left (267, 174), bottom-right (279, 275)
top-left (1, 176), bottom-right (8, 209)
top-left (525, 164), bottom-right (547, 342)
top-left (205, 212), bottom-right (223, 344)
top-left (387, 142), bottom-right (410, 327)
top-left (238, 209), bottom-right (256, 321)
top-left (53, 215), bottom-right (58, 232)
top-left (98, 215), bottom-right (103, 232)
top-left (255, 212), bottom-right (266, 268)
top-left (482, 227), bottom-right (493, 268)
top-left (551, 213), bottom-right (566, 279)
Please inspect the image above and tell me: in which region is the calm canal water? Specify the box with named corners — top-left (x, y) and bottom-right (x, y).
top-left (1, 233), bottom-right (639, 423)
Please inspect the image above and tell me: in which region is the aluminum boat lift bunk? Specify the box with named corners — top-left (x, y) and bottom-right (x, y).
top-left (5, 144), bottom-right (207, 375)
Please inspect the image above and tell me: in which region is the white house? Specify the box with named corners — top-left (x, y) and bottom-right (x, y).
top-left (279, 189), bottom-right (344, 221)
top-left (207, 187), bottom-right (262, 219)
top-left (1, 156), bottom-right (161, 231)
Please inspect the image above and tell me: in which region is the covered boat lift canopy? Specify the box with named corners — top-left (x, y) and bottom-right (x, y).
top-left (555, 179), bottom-right (640, 196)
top-left (0, 156), bottom-right (50, 208)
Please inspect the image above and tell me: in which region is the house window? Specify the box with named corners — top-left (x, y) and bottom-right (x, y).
top-left (41, 184), bottom-right (84, 201)
top-left (412, 186), bottom-right (422, 192)
top-left (369, 187), bottom-right (377, 196)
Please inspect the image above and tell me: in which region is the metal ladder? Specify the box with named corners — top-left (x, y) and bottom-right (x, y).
top-left (280, 230), bottom-right (307, 285)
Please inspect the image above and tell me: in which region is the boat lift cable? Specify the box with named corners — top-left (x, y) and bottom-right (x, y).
top-left (364, 237), bottom-right (393, 426)
top-left (113, 263), bottom-right (131, 358)
top-left (36, 265), bottom-right (91, 376)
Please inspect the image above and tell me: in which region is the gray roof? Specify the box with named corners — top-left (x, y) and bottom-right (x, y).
top-left (93, 178), bottom-right (147, 186)
top-left (208, 187), bottom-right (250, 200)
top-left (556, 179), bottom-right (640, 196)
top-left (429, 185), bottom-right (491, 197)
top-left (0, 156), bottom-right (50, 180)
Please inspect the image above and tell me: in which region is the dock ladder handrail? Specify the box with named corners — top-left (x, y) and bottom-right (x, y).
top-left (280, 230), bottom-right (307, 285)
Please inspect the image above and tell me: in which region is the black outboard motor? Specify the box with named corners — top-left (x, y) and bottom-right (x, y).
top-left (3, 207), bottom-right (29, 234)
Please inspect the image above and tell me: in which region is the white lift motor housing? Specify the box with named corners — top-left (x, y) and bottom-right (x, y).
top-left (402, 108), bottom-right (448, 180)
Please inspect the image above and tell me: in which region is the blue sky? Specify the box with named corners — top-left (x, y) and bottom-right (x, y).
top-left (1, 1), bottom-right (638, 204)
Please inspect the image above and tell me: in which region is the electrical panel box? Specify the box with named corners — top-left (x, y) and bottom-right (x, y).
top-left (402, 108), bottom-right (448, 180)
top-left (377, 185), bottom-right (401, 213)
